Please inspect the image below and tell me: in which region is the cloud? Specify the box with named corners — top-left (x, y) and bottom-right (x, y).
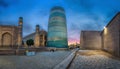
top-left (0, 0), bottom-right (120, 44)
top-left (65, 0), bottom-right (95, 13)
top-left (23, 23), bottom-right (33, 33)
top-left (0, 0), bottom-right (9, 8)
top-left (66, 11), bottom-right (107, 44)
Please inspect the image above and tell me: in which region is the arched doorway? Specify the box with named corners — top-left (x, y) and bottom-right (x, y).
top-left (2, 32), bottom-right (12, 46)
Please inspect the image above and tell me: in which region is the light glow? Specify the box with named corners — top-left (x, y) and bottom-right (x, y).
top-left (104, 26), bottom-right (106, 29)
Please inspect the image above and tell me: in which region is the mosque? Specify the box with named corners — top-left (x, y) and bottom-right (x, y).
top-left (0, 6), bottom-right (68, 50)
top-left (0, 17), bottom-right (23, 47)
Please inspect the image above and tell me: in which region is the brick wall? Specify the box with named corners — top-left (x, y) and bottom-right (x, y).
top-left (80, 31), bottom-right (101, 50)
top-left (0, 26), bottom-right (18, 47)
top-left (101, 13), bottom-right (120, 57)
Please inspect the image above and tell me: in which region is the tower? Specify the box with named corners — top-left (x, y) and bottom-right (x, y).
top-left (18, 17), bottom-right (23, 46)
top-left (47, 6), bottom-right (68, 48)
top-left (34, 25), bottom-right (40, 47)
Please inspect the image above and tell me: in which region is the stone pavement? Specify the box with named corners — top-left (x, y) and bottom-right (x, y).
top-left (54, 48), bottom-right (78, 69)
top-left (69, 50), bottom-right (120, 69)
top-left (0, 51), bottom-right (71, 69)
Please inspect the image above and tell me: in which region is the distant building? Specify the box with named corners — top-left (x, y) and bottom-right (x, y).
top-left (47, 6), bottom-right (68, 48)
top-left (23, 33), bottom-right (35, 42)
top-left (80, 31), bottom-right (101, 50)
top-left (23, 25), bottom-right (47, 47)
top-left (0, 17), bottom-right (23, 47)
top-left (69, 43), bottom-right (80, 49)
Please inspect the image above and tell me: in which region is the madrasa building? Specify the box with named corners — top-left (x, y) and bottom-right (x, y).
top-left (23, 25), bottom-right (47, 47)
top-left (0, 17), bottom-right (23, 47)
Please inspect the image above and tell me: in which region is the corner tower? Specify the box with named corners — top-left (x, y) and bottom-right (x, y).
top-left (47, 6), bottom-right (68, 48)
top-left (18, 17), bottom-right (23, 46)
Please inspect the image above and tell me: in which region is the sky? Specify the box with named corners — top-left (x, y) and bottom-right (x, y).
top-left (0, 0), bottom-right (120, 45)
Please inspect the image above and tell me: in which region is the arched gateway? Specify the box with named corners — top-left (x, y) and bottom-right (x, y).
top-left (2, 33), bottom-right (12, 46)
top-left (0, 17), bottom-right (23, 47)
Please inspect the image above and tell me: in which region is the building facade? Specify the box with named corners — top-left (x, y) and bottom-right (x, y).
top-left (101, 12), bottom-right (120, 57)
top-left (0, 17), bottom-right (23, 47)
top-left (23, 25), bottom-right (47, 47)
top-left (80, 12), bottom-right (120, 57)
top-left (80, 31), bottom-right (101, 50)
top-left (47, 6), bottom-right (68, 48)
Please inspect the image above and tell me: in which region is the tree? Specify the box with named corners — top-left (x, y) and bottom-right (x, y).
top-left (26, 39), bottom-right (34, 46)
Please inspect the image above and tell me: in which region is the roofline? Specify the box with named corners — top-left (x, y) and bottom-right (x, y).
top-left (23, 30), bottom-right (47, 39)
top-left (101, 12), bottom-right (120, 35)
top-left (81, 30), bottom-right (101, 32)
top-left (106, 12), bottom-right (120, 27)
top-left (23, 32), bottom-right (35, 39)
top-left (51, 6), bottom-right (65, 11)
top-left (0, 25), bottom-right (17, 27)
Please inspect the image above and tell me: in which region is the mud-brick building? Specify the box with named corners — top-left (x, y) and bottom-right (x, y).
top-left (101, 12), bottom-right (120, 57)
top-left (80, 12), bottom-right (120, 57)
top-left (23, 25), bottom-right (47, 47)
top-left (80, 31), bottom-right (101, 50)
top-left (0, 17), bottom-right (23, 47)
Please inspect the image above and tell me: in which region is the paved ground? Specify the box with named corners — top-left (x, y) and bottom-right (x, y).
top-left (0, 51), bottom-right (71, 69)
top-left (69, 50), bottom-right (120, 69)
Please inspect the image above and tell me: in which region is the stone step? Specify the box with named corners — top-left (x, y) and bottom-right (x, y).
top-left (0, 49), bottom-right (16, 55)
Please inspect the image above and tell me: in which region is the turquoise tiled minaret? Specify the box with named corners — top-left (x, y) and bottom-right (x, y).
top-left (47, 6), bottom-right (68, 48)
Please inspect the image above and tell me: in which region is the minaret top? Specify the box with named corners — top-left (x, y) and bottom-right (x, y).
top-left (19, 17), bottom-right (23, 21)
top-left (36, 25), bottom-right (39, 28)
top-left (51, 6), bottom-right (64, 11)
top-left (19, 17), bottom-right (23, 25)
top-left (36, 24), bottom-right (40, 32)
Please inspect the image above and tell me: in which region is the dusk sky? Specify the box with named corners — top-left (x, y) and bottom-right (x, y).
top-left (0, 0), bottom-right (120, 45)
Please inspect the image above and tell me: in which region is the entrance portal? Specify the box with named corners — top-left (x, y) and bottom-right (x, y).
top-left (2, 33), bottom-right (12, 46)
